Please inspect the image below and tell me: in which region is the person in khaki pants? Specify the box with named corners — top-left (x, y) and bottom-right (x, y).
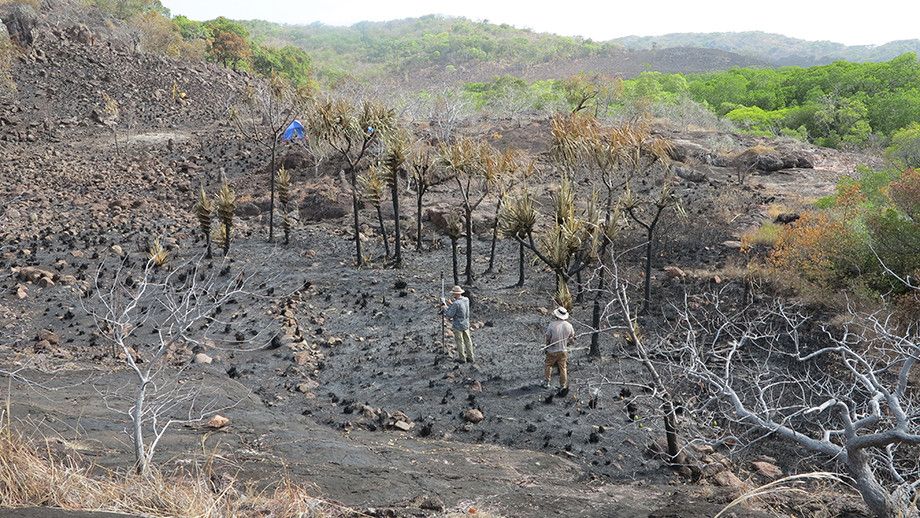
top-left (543, 307), bottom-right (575, 390)
top-left (442, 285), bottom-right (474, 363)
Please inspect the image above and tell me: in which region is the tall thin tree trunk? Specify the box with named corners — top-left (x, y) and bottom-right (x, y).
top-left (269, 139), bottom-right (277, 243)
top-left (464, 208), bottom-right (474, 285)
top-left (575, 269), bottom-right (584, 303)
top-left (350, 168), bottom-right (363, 267)
top-left (485, 195), bottom-right (503, 274)
top-left (390, 180), bottom-right (402, 268)
top-left (589, 266), bottom-right (606, 357)
top-left (132, 381), bottom-right (147, 476)
top-left (205, 234), bottom-right (212, 260)
top-left (515, 240), bottom-right (525, 287)
top-left (416, 191), bottom-right (424, 252)
top-left (223, 221), bottom-right (231, 257)
top-left (663, 399), bottom-right (679, 463)
top-left (376, 204), bottom-right (390, 258)
top-left (642, 226), bottom-right (654, 314)
top-left (450, 237), bottom-right (459, 286)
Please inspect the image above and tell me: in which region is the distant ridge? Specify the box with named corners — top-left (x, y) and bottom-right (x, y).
top-left (614, 31), bottom-right (920, 66)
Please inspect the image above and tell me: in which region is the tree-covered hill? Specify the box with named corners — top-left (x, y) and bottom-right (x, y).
top-left (614, 31), bottom-right (920, 66)
top-left (239, 15), bottom-right (768, 84)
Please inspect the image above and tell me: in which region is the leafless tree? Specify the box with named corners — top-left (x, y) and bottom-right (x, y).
top-left (231, 75), bottom-right (309, 243)
top-left (663, 281), bottom-right (920, 518)
top-left (83, 257), bottom-right (263, 476)
top-left (427, 88), bottom-right (470, 144)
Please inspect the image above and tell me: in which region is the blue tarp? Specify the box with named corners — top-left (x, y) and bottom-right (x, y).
top-left (282, 120), bottom-right (305, 142)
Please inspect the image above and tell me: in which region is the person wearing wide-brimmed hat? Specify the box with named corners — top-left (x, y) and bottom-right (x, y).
top-left (442, 285), bottom-right (474, 363)
top-left (543, 306), bottom-right (575, 390)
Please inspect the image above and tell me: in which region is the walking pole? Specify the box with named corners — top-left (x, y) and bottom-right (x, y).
top-left (440, 271), bottom-right (446, 354)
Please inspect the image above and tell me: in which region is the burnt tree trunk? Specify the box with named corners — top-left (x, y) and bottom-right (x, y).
top-left (485, 195), bottom-right (503, 275)
top-left (515, 240), bottom-right (525, 287)
top-left (269, 137), bottom-right (277, 243)
top-left (463, 208), bottom-right (474, 285)
top-left (450, 237), bottom-right (460, 286)
top-left (390, 177), bottom-right (402, 268)
top-left (416, 190), bottom-right (424, 252)
top-left (349, 167), bottom-right (363, 267)
top-left (376, 204), bottom-right (390, 259)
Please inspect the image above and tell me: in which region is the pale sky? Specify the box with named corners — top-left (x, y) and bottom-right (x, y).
top-left (160, 0), bottom-right (919, 46)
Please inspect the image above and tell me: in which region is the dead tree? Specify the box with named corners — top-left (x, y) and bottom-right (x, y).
top-left (230, 75), bottom-right (309, 243)
top-left (84, 257), bottom-right (260, 476)
top-left (445, 211), bottom-right (464, 286)
top-left (484, 149), bottom-right (533, 275)
top-left (409, 146), bottom-right (435, 252)
top-left (668, 284), bottom-right (920, 518)
top-left (310, 98), bottom-right (395, 267)
top-left (358, 165), bottom-right (390, 259)
top-left (440, 138), bottom-right (495, 285)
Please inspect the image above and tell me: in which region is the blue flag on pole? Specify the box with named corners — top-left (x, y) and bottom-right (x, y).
top-left (282, 120), bottom-right (305, 142)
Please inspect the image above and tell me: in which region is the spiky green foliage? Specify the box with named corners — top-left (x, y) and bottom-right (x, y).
top-left (193, 187), bottom-right (215, 258)
top-left (216, 183), bottom-right (236, 256)
top-left (309, 97), bottom-right (396, 267)
top-left (276, 166), bottom-right (294, 244)
top-left (499, 190), bottom-right (537, 240)
top-left (148, 238), bottom-right (168, 267)
top-left (383, 132), bottom-right (409, 267)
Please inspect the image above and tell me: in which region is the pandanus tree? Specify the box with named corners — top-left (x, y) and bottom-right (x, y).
top-left (445, 211), bottom-right (464, 286)
top-left (484, 149), bottom-right (534, 275)
top-left (382, 132), bottom-right (409, 268)
top-left (409, 146), bottom-right (436, 252)
top-left (498, 188), bottom-right (537, 287)
top-left (606, 120), bottom-right (675, 314)
top-left (358, 165), bottom-right (390, 259)
top-left (215, 183), bottom-right (236, 257)
top-left (276, 166), bottom-right (296, 245)
top-left (230, 73), bottom-right (310, 243)
top-left (515, 177), bottom-right (602, 310)
top-left (309, 98), bottom-right (395, 267)
top-left (193, 187), bottom-right (214, 259)
top-left (551, 114), bottom-right (673, 352)
top-left (440, 138), bottom-right (496, 285)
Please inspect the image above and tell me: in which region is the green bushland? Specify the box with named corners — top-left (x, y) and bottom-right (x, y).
top-left (770, 167), bottom-right (920, 302)
top-left (452, 54), bottom-right (920, 149)
top-left (88, 0), bottom-right (314, 87)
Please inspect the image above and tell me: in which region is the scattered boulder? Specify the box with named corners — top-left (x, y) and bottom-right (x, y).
top-left (781, 153), bottom-right (814, 169)
top-left (774, 212), bottom-right (800, 224)
top-left (752, 153), bottom-right (785, 172)
top-left (674, 165), bottom-right (707, 183)
top-left (712, 470), bottom-right (746, 493)
top-left (237, 202), bottom-right (261, 217)
top-left (668, 139), bottom-right (712, 164)
top-left (299, 186), bottom-right (349, 221)
top-left (206, 415), bottom-right (230, 429)
top-left (752, 461), bottom-right (783, 479)
top-left (0, 4), bottom-right (37, 47)
top-left (194, 352), bottom-right (213, 364)
top-left (463, 408), bottom-right (484, 424)
top-left (663, 266), bottom-right (687, 280)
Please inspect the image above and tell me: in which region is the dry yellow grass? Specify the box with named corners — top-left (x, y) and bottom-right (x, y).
top-left (0, 411), bottom-right (359, 517)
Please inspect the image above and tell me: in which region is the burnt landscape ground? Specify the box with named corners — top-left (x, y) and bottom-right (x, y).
top-left (0, 3), bottom-right (881, 517)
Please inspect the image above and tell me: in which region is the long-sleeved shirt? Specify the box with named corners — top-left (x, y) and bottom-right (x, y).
top-left (444, 297), bottom-right (470, 331)
top-left (545, 320), bottom-right (575, 353)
